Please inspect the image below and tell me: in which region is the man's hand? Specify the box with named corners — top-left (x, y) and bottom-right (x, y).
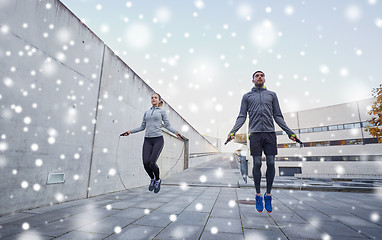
top-left (225, 133), bottom-right (235, 145)
top-left (289, 134), bottom-right (299, 142)
top-left (120, 131), bottom-right (131, 136)
top-left (290, 134), bottom-right (303, 147)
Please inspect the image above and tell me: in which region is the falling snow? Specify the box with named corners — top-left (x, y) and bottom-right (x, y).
top-left (1, 2), bottom-right (382, 238)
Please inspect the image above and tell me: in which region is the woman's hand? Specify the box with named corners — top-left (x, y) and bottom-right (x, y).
top-left (176, 132), bottom-right (184, 140)
top-left (120, 131), bottom-right (131, 136)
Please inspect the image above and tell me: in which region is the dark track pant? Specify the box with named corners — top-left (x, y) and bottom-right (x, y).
top-left (142, 136), bottom-right (164, 180)
top-left (253, 155), bottom-right (275, 194)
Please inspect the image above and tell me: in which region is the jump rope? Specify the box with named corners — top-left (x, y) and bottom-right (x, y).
top-left (115, 134), bottom-right (186, 191)
top-left (226, 134), bottom-right (305, 229)
top-left (116, 132), bottom-right (304, 229)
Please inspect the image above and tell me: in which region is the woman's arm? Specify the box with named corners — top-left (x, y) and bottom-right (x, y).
top-left (129, 113), bottom-right (147, 134)
top-left (161, 110), bottom-right (178, 135)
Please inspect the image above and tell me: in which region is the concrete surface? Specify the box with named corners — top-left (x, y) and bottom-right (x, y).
top-left (0, 0), bottom-right (217, 216)
top-left (1, 153), bottom-right (381, 240)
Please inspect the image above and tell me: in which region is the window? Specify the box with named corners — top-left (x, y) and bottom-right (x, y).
top-left (328, 125), bottom-right (338, 131)
top-left (330, 140), bottom-right (346, 146)
top-left (338, 125), bottom-right (344, 130)
top-left (362, 121), bottom-right (371, 128)
top-left (313, 127), bottom-right (322, 132)
top-left (314, 141), bottom-right (329, 147)
top-left (345, 139), bottom-right (362, 145)
top-left (344, 123), bottom-right (354, 129)
top-left (348, 156), bottom-right (360, 161)
top-left (276, 155), bottom-right (377, 162)
top-left (300, 128), bottom-right (309, 133)
top-left (331, 156), bottom-right (343, 161)
top-left (364, 138), bottom-right (379, 144)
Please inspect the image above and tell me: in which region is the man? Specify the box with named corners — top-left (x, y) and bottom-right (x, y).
top-left (227, 70), bottom-right (298, 213)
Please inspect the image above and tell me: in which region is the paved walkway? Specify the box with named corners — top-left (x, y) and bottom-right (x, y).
top-left (0, 154), bottom-right (381, 239)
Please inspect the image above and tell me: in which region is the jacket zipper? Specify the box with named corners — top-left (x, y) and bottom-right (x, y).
top-left (259, 88), bottom-right (264, 131)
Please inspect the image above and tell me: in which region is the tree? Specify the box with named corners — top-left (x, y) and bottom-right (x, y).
top-left (365, 84), bottom-right (382, 143)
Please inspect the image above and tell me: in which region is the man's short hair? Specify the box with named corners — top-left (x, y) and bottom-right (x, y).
top-left (252, 71), bottom-right (265, 79)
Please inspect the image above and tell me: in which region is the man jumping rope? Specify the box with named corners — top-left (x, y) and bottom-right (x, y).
top-left (227, 71), bottom-right (299, 213)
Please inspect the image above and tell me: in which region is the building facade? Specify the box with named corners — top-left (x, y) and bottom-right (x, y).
top-left (241, 98), bottom-right (382, 177)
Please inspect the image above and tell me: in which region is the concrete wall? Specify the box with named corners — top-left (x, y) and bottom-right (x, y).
top-left (0, 0), bottom-right (217, 216)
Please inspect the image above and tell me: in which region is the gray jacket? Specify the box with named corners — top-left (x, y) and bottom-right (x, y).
top-left (230, 86), bottom-right (294, 137)
top-left (130, 107), bottom-right (178, 138)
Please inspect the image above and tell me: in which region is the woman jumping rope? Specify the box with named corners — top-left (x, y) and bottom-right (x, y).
top-left (121, 93), bottom-right (183, 193)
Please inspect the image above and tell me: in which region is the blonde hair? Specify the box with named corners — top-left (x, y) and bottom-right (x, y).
top-left (153, 93), bottom-right (164, 107)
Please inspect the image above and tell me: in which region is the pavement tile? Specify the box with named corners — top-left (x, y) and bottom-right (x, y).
top-left (210, 206), bottom-right (240, 219)
top-left (184, 200), bottom-right (215, 213)
top-left (153, 223), bottom-right (203, 240)
top-left (68, 208), bottom-right (119, 220)
top-left (32, 216), bottom-right (96, 237)
top-left (111, 207), bottom-right (148, 219)
top-left (241, 216), bottom-right (278, 229)
top-left (134, 212), bottom-right (173, 227)
top-left (54, 230), bottom-right (108, 240)
top-left (1, 230), bottom-right (54, 240)
top-left (154, 204), bottom-right (187, 214)
top-left (200, 231), bottom-right (244, 240)
top-left (281, 222), bottom-right (324, 240)
top-left (332, 215), bottom-right (378, 227)
top-left (6, 211), bottom-right (73, 228)
top-left (205, 217), bottom-right (242, 234)
top-left (0, 224), bottom-right (24, 238)
top-left (244, 228), bottom-right (287, 240)
top-left (76, 216), bottom-right (136, 234)
top-left (355, 225), bottom-right (382, 239)
top-left (104, 224), bottom-right (162, 240)
top-left (174, 211), bottom-right (209, 226)
top-left (310, 220), bottom-right (367, 238)
top-left (0, 213), bottom-right (36, 224)
top-left (270, 211), bottom-right (308, 224)
top-left (132, 200), bottom-right (166, 209)
top-left (104, 201), bottom-right (138, 210)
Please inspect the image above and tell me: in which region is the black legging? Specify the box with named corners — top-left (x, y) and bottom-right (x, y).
top-left (253, 155), bottom-right (275, 194)
top-left (142, 136), bottom-right (164, 180)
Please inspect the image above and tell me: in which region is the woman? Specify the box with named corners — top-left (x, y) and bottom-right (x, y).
top-left (121, 93), bottom-right (183, 193)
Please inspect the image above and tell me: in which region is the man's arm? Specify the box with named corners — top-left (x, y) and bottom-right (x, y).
top-left (229, 95), bottom-right (248, 135)
top-left (272, 93), bottom-right (294, 137)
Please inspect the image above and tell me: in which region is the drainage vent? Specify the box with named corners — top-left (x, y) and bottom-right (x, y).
top-left (47, 173), bottom-right (65, 184)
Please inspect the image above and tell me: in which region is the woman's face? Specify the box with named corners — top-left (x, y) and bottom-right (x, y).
top-left (151, 94), bottom-right (160, 106)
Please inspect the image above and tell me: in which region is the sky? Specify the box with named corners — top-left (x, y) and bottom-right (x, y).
top-left (59, 0), bottom-right (382, 149)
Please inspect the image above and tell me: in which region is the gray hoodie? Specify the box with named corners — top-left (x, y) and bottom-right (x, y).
top-left (230, 86), bottom-right (294, 137)
top-left (130, 107), bottom-right (178, 138)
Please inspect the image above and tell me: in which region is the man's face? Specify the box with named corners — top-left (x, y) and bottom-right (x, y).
top-left (252, 72), bottom-right (265, 87)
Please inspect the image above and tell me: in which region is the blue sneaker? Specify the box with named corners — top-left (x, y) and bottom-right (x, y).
top-left (255, 195), bottom-right (263, 212)
top-left (264, 193), bottom-right (272, 213)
